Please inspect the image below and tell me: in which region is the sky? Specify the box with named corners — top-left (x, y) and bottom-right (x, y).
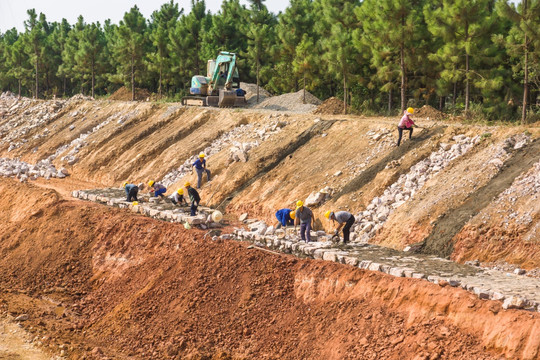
top-left (0, 0), bottom-right (291, 32)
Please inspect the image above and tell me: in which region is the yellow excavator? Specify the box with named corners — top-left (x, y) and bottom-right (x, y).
top-left (182, 51), bottom-right (246, 107)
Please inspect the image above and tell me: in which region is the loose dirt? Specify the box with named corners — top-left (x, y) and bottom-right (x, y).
top-left (414, 105), bottom-right (447, 120)
top-left (108, 86), bottom-right (152, 101)
top-left (0, 180), bottom-right (537, 360)
top-left (313, 96), bottom-right (346, 115)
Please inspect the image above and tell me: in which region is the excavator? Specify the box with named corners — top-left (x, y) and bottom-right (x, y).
top-left (182, 51), bottom-right (246, 107)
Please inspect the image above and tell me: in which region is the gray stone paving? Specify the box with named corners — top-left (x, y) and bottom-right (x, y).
top-left (73, 188), bottom-right (540, 313)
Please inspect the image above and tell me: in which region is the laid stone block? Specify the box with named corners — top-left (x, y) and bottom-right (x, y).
top-left (359, 260), bottom-right (372, 269)
top-left (343, 256), bottom-right (359, 267)
top-left (380, 265), bottom-right (391, 274)
top-left (490, 292), bottom-right (505, 301)
top-left (403, 269), bottom-right (415, 278)
top-left (185, 216), bottom-right (205, 225)
top-left (71, 190), bottom-right (79, 198)
top-left (273, 238), bottom-right (281, 248)
top-left (322, 251), bottom-right (337, 262)
top-left (88, 194), bottom-right (97, 201)
top-left (313, 249), bottom-right (326, 259)
top-left (448, 280), bottom-right (461, 287)
top-left (502, 296), bottom-right (526, 310)
top-left (412, 273), bottom-right (426, 279)
top-left (368, 263), bottom-right (382, 271)
top-left (472, 287), bottom-right (491, 300)
top-left (389, 267), bottom-right (405, 277)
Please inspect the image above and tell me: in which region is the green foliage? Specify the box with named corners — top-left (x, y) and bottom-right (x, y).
top-left (0, 0), bottom-right (537, 122)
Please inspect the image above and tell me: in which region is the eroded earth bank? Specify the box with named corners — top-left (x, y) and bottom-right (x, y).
top-left (0, 94), bottom-right (539, 359)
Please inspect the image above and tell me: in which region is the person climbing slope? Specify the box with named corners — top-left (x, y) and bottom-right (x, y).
top-left (192, 153), bottom-right (211, 189)
top-left (397, 107), bottom-right (415, 146)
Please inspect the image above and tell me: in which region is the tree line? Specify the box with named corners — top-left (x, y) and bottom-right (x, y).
top-left (0, 0), bottom-right (538, 123)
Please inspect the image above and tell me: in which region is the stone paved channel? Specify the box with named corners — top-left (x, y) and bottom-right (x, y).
top-left (73, 188), bottom-right (540, 313)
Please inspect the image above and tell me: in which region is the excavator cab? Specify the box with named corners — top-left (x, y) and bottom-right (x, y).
top-left (183, 51), bottom-right (245, 108)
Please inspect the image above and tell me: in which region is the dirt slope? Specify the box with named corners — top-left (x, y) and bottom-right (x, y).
top-left (0, 180), bottom-right (538, 360)
top-left (1, 98), bottom-right (539, 269)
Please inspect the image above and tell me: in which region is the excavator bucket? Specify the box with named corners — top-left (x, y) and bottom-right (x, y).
top-left (218, 89), bottom-right (236, 108)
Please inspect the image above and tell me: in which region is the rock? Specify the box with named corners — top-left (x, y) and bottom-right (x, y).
top-left (305, 191), bottom-right (326, 207)
top-left (69, 124), bottom-right (75, 131)
top-left (334, 170), bottom-right (342, 177)
top-left (513, 268), bottom-right (526, 275)
top-left (440, 143), bottom-right (451, 151)
top-left (502, 296), bottom-right (526, 310)
top-left (59, 167), bottom-right (69, 175)
top-left (264, 226), bottom-right (276, 236)
top-left (15, 314), bottom-right (29, 321)
top-left (239, 213), bottom-right (248, 222)
top-left (489, 158), bottom-right (504, 169)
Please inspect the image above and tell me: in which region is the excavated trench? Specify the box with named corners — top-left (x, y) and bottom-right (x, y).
top-left (423, 138), bottom-right (540, 258)
top-left (0, 180), bottom-right (538, 360)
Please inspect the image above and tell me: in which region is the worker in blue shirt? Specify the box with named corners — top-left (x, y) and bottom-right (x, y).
top-left (274, 208), bottom-right (295, 229)
top-left (192, 153), bottom-right (211, 189)
top-left (122, 182), bottom-right (138, 202)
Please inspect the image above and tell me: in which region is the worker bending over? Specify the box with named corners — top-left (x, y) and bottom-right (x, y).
top-left (325, 210), bottom-right (355, 243)
top-left (169, 188), bottom-right (188, 206)
top-left (274, 208), bottom-right (295, 229)
top-left (397, 107), bottom-right (415, 146)
top-left (185, 182), bottom-right (201, 216)
top-left (192, 153), bottom-right (211, 189)
top-left (294, 200), bottom-right (315, 242)
top-left (148, 180), bottom-right (167, 198)
top-left (123, 182), bottom-right (139, 202)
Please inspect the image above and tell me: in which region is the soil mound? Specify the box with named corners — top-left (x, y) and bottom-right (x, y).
top-left (109, 86), bottom-right (151, 101)
top-left (314, 96), bottom-right (346, 115)
top-left (414, 105), bottom-right (447, 120)
top-left (252, 89), bottom-right (321, 113)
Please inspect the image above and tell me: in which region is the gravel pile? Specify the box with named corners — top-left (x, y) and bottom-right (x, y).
top-left (240, 82), bottom-right (272, 106)
top-left (251, 89), bottom-right (321, 113)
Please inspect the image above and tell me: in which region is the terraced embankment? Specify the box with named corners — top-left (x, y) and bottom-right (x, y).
top-left (0, 94), bottom-right (539, 359)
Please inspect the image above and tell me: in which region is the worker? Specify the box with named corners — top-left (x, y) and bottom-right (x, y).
top-left (185, 181), bottom-right (200, 216)
top-left (274, 208), bottom-right (295, 229)
top-left (169, 188), bottom-right (188, 206)
top-left (123, 182), bottom-right (139, 202)
top-left (397, 107), bottom-right (415, 146)
top-left (325, 210), bottom-right (355, 244)
top-left (192, 153), bottom-right (211, 189)
top-left (294, 200), bottom-right (315, 242)
top-left (148, 180), bottom-right (167, 198)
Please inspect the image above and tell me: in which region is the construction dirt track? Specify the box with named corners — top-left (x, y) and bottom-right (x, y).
top-left (0, 95), bottom-right (539, 359)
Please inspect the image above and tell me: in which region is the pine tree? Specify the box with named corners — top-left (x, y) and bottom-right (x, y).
top-left (293, 33), bottom-right (317, 103)
top-left (245, 6), bottom-right (276, 102)
top-left (496, 0), bottom-right (540, 124)
top-left (315, 0), bottom-right (361, 114)
top-left (113, 6), bottom-right (148, 101)
top-left (425, 0), bottom-right (496, 113)
top-left (272, 0), bottom-right (315, 93)
top-left (75, 23), bottom-right (106, 98)
top-left (148, 0), bottom-right (181, 97)
top-left (5, 31), bottom-right (32, 97)
top-left (50, 19), bottom-right (71, 96)
top-left (22, 9), bottom-right (46, 98)
top-left (201, 0), bottom-right (250, 81)
top-left (59, 16), bottom-right (85, 95)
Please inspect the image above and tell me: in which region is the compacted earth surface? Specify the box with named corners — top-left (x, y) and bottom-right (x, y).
top-left (0, 91), bottom-right (539, 359)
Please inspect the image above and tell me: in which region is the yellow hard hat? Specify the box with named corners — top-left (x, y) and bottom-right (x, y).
top-left (199, 153), bottom-right (205, 158)
top-left (122, 182), bottom-right (128, 188)
top-left (177, 188), bottom-right (184, 195)
top-left (148, 180), bottom-right (155, 187)
top-left (296, 200), bottom-right (303, 208)
top-left (184, 181), bottom-right (191, 187)
top-left (290, 211), bottom-right (296, 220)
top-left (407, 107), bottom-right (414, 114)
top-left (132, 201), bottom-right (138, 206)
top-left (325, 210), bottom-right (333, 219)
